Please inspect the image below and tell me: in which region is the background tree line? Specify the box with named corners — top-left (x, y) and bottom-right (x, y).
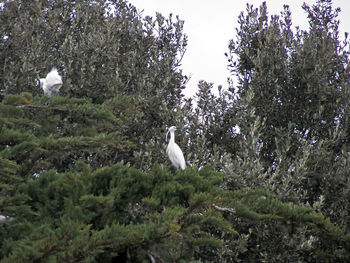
top-left (1, 0), bottom-right (350, 262)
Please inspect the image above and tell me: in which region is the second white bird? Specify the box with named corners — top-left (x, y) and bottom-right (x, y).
top-left (40, 67), bottom-right (63, 97)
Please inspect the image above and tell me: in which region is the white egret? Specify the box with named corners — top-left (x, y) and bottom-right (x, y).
top-left (166, 126), bottom-right (186, 170)
top-left (40, 67), bottom-right (63, 97)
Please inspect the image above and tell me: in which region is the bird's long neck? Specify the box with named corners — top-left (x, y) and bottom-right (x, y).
top-left (169, 131), bottom-right (175, 143)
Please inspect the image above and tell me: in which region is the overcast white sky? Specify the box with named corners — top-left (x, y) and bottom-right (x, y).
top-left (129, 0), bottom-right (350, 98)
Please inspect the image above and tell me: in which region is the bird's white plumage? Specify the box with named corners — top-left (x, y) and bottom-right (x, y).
top-left (166, 126), bottom-right (186, 170)
top-left (40, 67), bottom-right (63, 97)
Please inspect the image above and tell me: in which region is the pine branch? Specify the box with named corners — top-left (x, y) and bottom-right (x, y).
top-left (16, 104), bottom-right (69, 112)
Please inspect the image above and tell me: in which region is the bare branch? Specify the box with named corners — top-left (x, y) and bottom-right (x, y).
top-left (147, 250), bottom-right (166, 263)
top-left (212, 204), bottom-right (236, 214)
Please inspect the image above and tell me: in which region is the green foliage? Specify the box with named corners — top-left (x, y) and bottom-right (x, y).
top-left (0, 0), bottom-right (189, 172)
top-left (1, 163), bottom-right (345, 262)
top-left (220, 0), bottom-right (350, 261)
top-left (1, 0), bottom-right (350, 262)
top-left (227, 0), bottom-right (350, 167)
top-left (0, 0), bottom-right (187, 103)
top-left (0, 95), bottom-right (134, 174)
top-left (184, 81), bottom-right (240, 170)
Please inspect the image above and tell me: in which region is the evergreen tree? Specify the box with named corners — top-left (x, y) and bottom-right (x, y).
top-left (227, 1), bottom-right (349, 168)
top-left (1, 0), bottom-right (350, 262)
top-left (223, 0), bottom-right (350, 261)
top-left (0, 0), bottom-right (188, 172)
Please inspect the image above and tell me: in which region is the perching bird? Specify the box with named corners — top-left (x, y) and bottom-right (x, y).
top-left (166, 126), bottom-right (186, 170)
top-left (40, 67), bottom-right (63, 97)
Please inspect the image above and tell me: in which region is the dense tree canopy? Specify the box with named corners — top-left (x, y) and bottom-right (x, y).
top-left (1, 0), bottom-right (350, 262)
